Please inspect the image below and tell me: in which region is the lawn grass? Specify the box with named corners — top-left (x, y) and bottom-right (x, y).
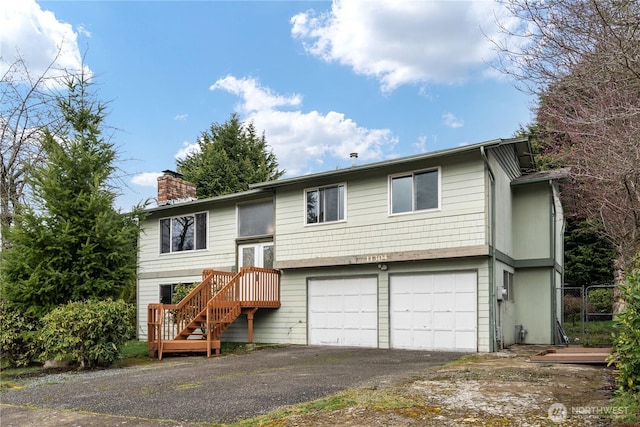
top-left (563, 319), bottom-right (615, 346)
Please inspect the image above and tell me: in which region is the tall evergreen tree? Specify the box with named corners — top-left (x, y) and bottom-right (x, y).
top-left (563, 218), bottom-right (615, 287)
top-left (0, 74), bottom-right (141, 317)
top-left (177, 113), bottom-right (284, 198)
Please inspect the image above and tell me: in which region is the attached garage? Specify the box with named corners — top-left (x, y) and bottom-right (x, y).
top-left (391, 271), bottom-right (477, 351)
top-left (308, 277), bottom-right (378, 347)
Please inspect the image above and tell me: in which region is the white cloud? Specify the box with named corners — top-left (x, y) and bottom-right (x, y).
top-left (210, 75), bottom-right (398, 176)
top-left (175, 141), bottom-right (200, 161)
top-left (0, 0), bottom-right (87, 80)
top-left (211, 75), bottom-right (302, 113)
top-left (77, 24), bottom-right (91, 38)
top-left (291, 0), bottom-right (516, 92)
top-left (413, 135), bottom-right (428, 153)
top-left (174, 113), bottom-right (188, 121)
top-left (132, 172), bottom-right (163, 187)
top-left (442, 112), bottom-right (464, 129)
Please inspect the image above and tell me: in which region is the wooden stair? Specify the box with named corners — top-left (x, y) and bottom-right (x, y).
top-left (148, 267), bottom-right (280, 360)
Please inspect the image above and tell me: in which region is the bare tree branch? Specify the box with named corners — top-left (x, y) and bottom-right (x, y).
top-left (1, 48), bottom-right (74, 248)
top-left (493, 0), bottom-right (640, 275)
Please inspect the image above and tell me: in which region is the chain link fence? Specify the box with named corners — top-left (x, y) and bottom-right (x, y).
top-left (560, 285), bottom-right (615, 346)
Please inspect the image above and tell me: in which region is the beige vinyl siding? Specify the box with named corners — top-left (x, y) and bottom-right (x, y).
top-left (514, 268), bottom-right (553, 344)
top-left (489, 151), bottom-right (515, 257)
top-left (221, 269), bottom-right (310, 345)
top-left (138, 207), bottom-right (237, 275)
top-left (513, 183), bottom-right (552, 260)
top-left (275, 159), bottom-right (486, 263)
top-left (221, 259), bottom-right (491, 352)
top-left (137, 198), bottom-right (265, 340)
top-left (138, 275), bottom-right (202, 340)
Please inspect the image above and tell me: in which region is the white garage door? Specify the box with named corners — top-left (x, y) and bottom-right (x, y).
top-left (391, 272), bottom-right (477, 351)
top-left (308, 277), bottom-right (378, 347)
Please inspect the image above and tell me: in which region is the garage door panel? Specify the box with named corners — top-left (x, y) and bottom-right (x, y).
top-left (391, 272), bottom-right (477, 351)
top-left (434, 330), bottom-right (455, 349)
top-left (413, 293), bottom-right (433, 309)
top-left (456, 331), bottom-right (476, 350)
top-left (455, 293), bottom-right (476, 310)
top-left (309, 277), bottom-right (378, 348)
top-left (433, 312), bottom-right (454, 329)
top-left (434, 275), bottom-right (454, 291)
top-left (434, 293), bottom-right (454, 310)
top-left (392, 293), bottom-right (413, 310)
top-left (412, 311), bottom-right (432, 328)
top-left (413, 330), bottom-right (433, 348)
top-left (393, 310), bottom-right (412, 325)
top-left (456, 312), bottom-right (476, 329)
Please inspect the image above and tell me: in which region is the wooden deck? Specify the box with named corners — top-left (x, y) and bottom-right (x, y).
top-left (529, 346), bottom-right (612, 364)
top-left (147, 267), bottom-right (280, 359)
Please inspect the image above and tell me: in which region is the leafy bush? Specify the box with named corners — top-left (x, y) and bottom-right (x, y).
top-left (172, 282), bottom-right (197, 304)
top-left (40, 299), bottom-right (135, 369)
top-left (0, 300), bottom-right (42, 367)
top-left (587, 288), bottom-right (614, 314)
top-left (609, 257), bottom-right (640, 395)
top-left (564, 294), bottom-right (583, 324)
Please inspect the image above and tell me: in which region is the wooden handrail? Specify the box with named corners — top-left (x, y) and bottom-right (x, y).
top-left (147, 267), bottom-right (280, 357)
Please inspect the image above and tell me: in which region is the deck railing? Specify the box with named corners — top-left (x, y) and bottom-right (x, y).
top-left (148, 267), bottom-right (280, 356)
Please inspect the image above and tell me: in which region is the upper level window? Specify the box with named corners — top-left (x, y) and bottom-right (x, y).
top-left (238, 200), bottom-right (274, 237)
top-left (306, 184), bottom-right (345, 224)
top-left (160, 212), bottom-right (207, 253)
top-left (390, 169), bottom-right (439, 214)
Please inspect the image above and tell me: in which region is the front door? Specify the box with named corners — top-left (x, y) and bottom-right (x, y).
top-left (238, 242), bottom-right (274, 269)
top-left (238, 242), bottom-right (274, 301)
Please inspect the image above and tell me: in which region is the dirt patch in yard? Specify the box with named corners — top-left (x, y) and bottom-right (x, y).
top-left (261, 346), bottom-right (618, 427)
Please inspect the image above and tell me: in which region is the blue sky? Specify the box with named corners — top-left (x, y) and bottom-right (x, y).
top-left (2, 0), bottom-right (534, 210)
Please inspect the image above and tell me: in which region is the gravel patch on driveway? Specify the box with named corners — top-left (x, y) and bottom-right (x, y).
top-left (0, 345), bottom-right (460, 426)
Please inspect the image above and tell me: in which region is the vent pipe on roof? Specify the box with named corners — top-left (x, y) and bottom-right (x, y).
top-left (350, 152), bottom-right (358, 166)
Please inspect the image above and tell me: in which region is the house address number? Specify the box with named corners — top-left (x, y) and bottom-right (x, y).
top-left (365, 254), bottom-right (388, 262)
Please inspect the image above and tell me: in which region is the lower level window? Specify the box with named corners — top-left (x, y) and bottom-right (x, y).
top-left (159, 284), bottom-right (175, 304)
top-left (159, 282), bottom-right (197, 304)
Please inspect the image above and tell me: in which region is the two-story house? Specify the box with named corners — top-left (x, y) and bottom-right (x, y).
top-left (138, 137), bottom-right (565, 356)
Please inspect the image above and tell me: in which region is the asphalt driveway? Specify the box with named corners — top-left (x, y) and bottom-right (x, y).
top-left (1, 345), bottom-right (461, 426)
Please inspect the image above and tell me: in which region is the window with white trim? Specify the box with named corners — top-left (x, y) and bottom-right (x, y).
top-left (160, 212), bottom-right (207, 253)
top-left (390, 169), bottom-right (439, 214)
top-left (305, 184), bottom-right (345, 224)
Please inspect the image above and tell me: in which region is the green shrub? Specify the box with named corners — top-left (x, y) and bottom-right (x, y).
top-left (40, 299), bottom-right (135, 369)
top-left (588, 288), bottom-right (614, 314)
top-left (0, 300), bottom-right (42, 367)
top-left (564, 294), bottom-right (583, 324)
top-left (172, 282), bottom-right (197, 303)
top-left (609, 257), bottom-right (640, 395)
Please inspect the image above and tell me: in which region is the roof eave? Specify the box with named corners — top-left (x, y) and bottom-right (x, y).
top-left (252, 137), bottom-right (529, 190)
top-left (144, 188), bottom-right (267, 213)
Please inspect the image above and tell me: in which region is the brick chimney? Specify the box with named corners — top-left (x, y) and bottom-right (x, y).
top-left (157, 170), bottom-right (196, 204)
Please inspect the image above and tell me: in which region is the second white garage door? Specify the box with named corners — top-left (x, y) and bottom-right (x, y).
top-left (308, 277), bottom-right (378, 347)
top-left (391, 272), bottom-right (477, 351)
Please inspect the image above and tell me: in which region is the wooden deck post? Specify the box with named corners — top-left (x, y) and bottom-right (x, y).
top-left (243, 308), bottom-right (259, 343)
